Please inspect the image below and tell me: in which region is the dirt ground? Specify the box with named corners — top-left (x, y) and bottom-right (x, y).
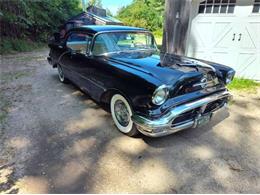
top-left (0, 49), bottom-right (260, 193)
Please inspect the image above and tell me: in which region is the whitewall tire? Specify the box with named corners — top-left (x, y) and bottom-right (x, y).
top-left (110, 94), bottom-right (139, 136)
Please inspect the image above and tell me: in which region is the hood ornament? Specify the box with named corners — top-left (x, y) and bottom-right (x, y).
top-left (193, 76), bottom-right (208, 89)
top-left (200, 77), bottom-right (208, 89)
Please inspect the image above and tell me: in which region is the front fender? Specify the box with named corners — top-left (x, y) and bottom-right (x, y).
top-left (100, 58), bottom-right (163, 111)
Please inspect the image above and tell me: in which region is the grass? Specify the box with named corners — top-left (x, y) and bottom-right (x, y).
top-left (0, 38), bottom-right (45, 54)
top-left (0, 71), bottom-right (31, 125)
top-left (0, 92), bottom-right (10, 124)
top-left (0, 71), bottom-right (31, 83)
top-left (228, 78), bottom-right (260, 92)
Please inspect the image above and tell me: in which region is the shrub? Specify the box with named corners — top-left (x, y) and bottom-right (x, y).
top-left (0, 38), bottom-right (45, 54)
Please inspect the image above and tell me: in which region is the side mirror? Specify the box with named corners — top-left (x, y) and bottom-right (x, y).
top-left (57, 40), bottom-right (66, 49)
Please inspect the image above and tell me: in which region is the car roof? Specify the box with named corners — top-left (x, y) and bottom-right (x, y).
top-left (71, 25), bottom-right (149, 34)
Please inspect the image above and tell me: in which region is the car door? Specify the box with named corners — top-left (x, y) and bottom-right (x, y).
top-left (60, 32), bottom-right (92, 86)
top-left (61, 31), bottom-right (106, 99)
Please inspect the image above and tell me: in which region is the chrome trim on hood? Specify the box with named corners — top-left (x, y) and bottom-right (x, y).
top-left (181, 57), bottom-right (216, 72)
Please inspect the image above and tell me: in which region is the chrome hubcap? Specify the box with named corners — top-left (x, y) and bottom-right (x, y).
top-left (114, 100), bottom-right (130, 127)
top-left (58, 66), bottom-right (64, 81)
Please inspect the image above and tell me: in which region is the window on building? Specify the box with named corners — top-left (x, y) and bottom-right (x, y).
top-left (252, 0), bottom-right (260, 13)
top-left (198, 0), bottom-right (236, 14)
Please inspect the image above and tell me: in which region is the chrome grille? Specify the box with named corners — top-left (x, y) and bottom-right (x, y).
top-left (171, 97), bottom-right (227, 127)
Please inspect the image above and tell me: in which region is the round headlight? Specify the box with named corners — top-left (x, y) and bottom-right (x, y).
top-left (152, 85), bottom-right (169, 105)
top-left (226, 70), bottom-right (235, 84)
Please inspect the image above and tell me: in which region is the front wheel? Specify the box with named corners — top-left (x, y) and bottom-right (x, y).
top-left (110, 94), bottom-right (139, 137)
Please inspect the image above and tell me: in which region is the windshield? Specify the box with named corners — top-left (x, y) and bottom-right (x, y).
top-left (92, 32), bottom-right (157, 56)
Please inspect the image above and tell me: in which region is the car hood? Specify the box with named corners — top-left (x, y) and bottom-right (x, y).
top-left (106, 51), bottom-right (217, 85)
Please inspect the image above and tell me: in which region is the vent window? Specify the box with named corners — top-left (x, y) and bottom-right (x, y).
top-left (198, 0), bottom-right (236, 14)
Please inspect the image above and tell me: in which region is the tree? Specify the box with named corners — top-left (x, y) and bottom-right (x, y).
top-left (144, 0), bottom-right (165, 13)
top-left (88, 0), bottom-right (103, 8)
top-left (117, 0), bottom-right (164, 31)
top-left (106, 8), bottom-right (113, 16)
top-left (0, 0), bottom-right (81, 41)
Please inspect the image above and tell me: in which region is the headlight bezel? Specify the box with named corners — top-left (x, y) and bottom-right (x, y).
top-left (225, 70), bottom-right (235, 84)
top-left (152, 85), bottom-right (169, 105)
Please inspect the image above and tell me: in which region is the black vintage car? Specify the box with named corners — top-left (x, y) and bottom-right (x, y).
top-left (48, 25), bottom-right (235, 137)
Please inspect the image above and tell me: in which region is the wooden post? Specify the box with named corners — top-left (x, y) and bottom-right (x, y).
top-left (162, 0), bottom-right (192, 55)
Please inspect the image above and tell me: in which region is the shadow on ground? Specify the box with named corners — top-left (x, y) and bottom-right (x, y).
top-left (0, 50), bottom-right (260, 193)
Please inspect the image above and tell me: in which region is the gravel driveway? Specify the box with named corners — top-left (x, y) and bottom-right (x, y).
top-left (0, 49), bottom-right (260, 193)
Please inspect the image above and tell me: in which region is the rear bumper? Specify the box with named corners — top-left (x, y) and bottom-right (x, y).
top-left (132, 90), bottom-right (232, 137)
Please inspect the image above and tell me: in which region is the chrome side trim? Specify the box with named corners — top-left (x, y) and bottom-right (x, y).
top-left (132, 90), bottom-right (231, 137)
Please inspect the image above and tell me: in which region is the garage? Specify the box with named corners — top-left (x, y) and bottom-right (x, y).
top-left (186, 0), bottom-right (260, 80)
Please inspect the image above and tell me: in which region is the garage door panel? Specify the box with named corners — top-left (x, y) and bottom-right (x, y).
top-left (211, 52), bottom-right (233, 66)
top-left (187, 0), bottom-right (260, 80)
top-left (235, 53), bottom-right (260, 80)
top-left (214, 26), bottom-right (234, 49)
top-left (194, 22), bottom-right (213, 47)
top-left (238, 26), bottom-right (258, 50)
top-left (213, 22), bottom-right (233, 43)
top-left (192, 51), bottom-right (209, 61)
top-left (247, 22), bottom-right (260, 49)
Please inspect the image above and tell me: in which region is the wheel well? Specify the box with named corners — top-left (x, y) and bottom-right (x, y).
top-left (100, 89), bottom-right (132, 111)
top-left (100, 89), bottom-right (121, 104)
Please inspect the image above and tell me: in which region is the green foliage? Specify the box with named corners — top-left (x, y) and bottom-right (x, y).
top-left (153, 29), bottom-right (163, 46)
top-left (144, 0), bottom-right (165, 13)
top-left (117, 0), bottom-right (165, 32)
top-left (228, 78), bottom-right (260, 92)
top-left (88, 0), bottom-right (103, 7)
top-left (0, 91), bottom-right (10, 124)
top-left (0, 0), bottom-right (82, 52)
top-left (0, 38), bottom-right (45, 54)
top-left (106, 8), bottom-right (113, 16)
top-left (0, 70), bottom-right (31, 83)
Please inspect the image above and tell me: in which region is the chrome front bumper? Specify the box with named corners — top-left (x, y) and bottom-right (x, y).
top-left (132, 90), bottom-right (232, 137)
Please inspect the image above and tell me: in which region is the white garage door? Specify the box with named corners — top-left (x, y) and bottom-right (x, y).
top-left (187, 0), bottom-right (260, 80)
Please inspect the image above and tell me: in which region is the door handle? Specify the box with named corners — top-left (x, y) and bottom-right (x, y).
top-left (238, 33), bottom-right (242, 41)
top-left (232, 33), bottom-right (236, 41)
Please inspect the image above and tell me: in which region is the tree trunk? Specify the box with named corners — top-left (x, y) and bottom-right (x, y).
top-left (162, 0), bottom-right (192, 55)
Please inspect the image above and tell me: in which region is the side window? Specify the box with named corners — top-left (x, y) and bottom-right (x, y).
top-left (92, 34), bottom-right (120, 56)
top-left (66, 33), bottom-right (92, 54)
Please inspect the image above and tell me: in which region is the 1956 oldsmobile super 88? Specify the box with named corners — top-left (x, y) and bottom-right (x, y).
top-left (47, 25), bottom-right (235, 137)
